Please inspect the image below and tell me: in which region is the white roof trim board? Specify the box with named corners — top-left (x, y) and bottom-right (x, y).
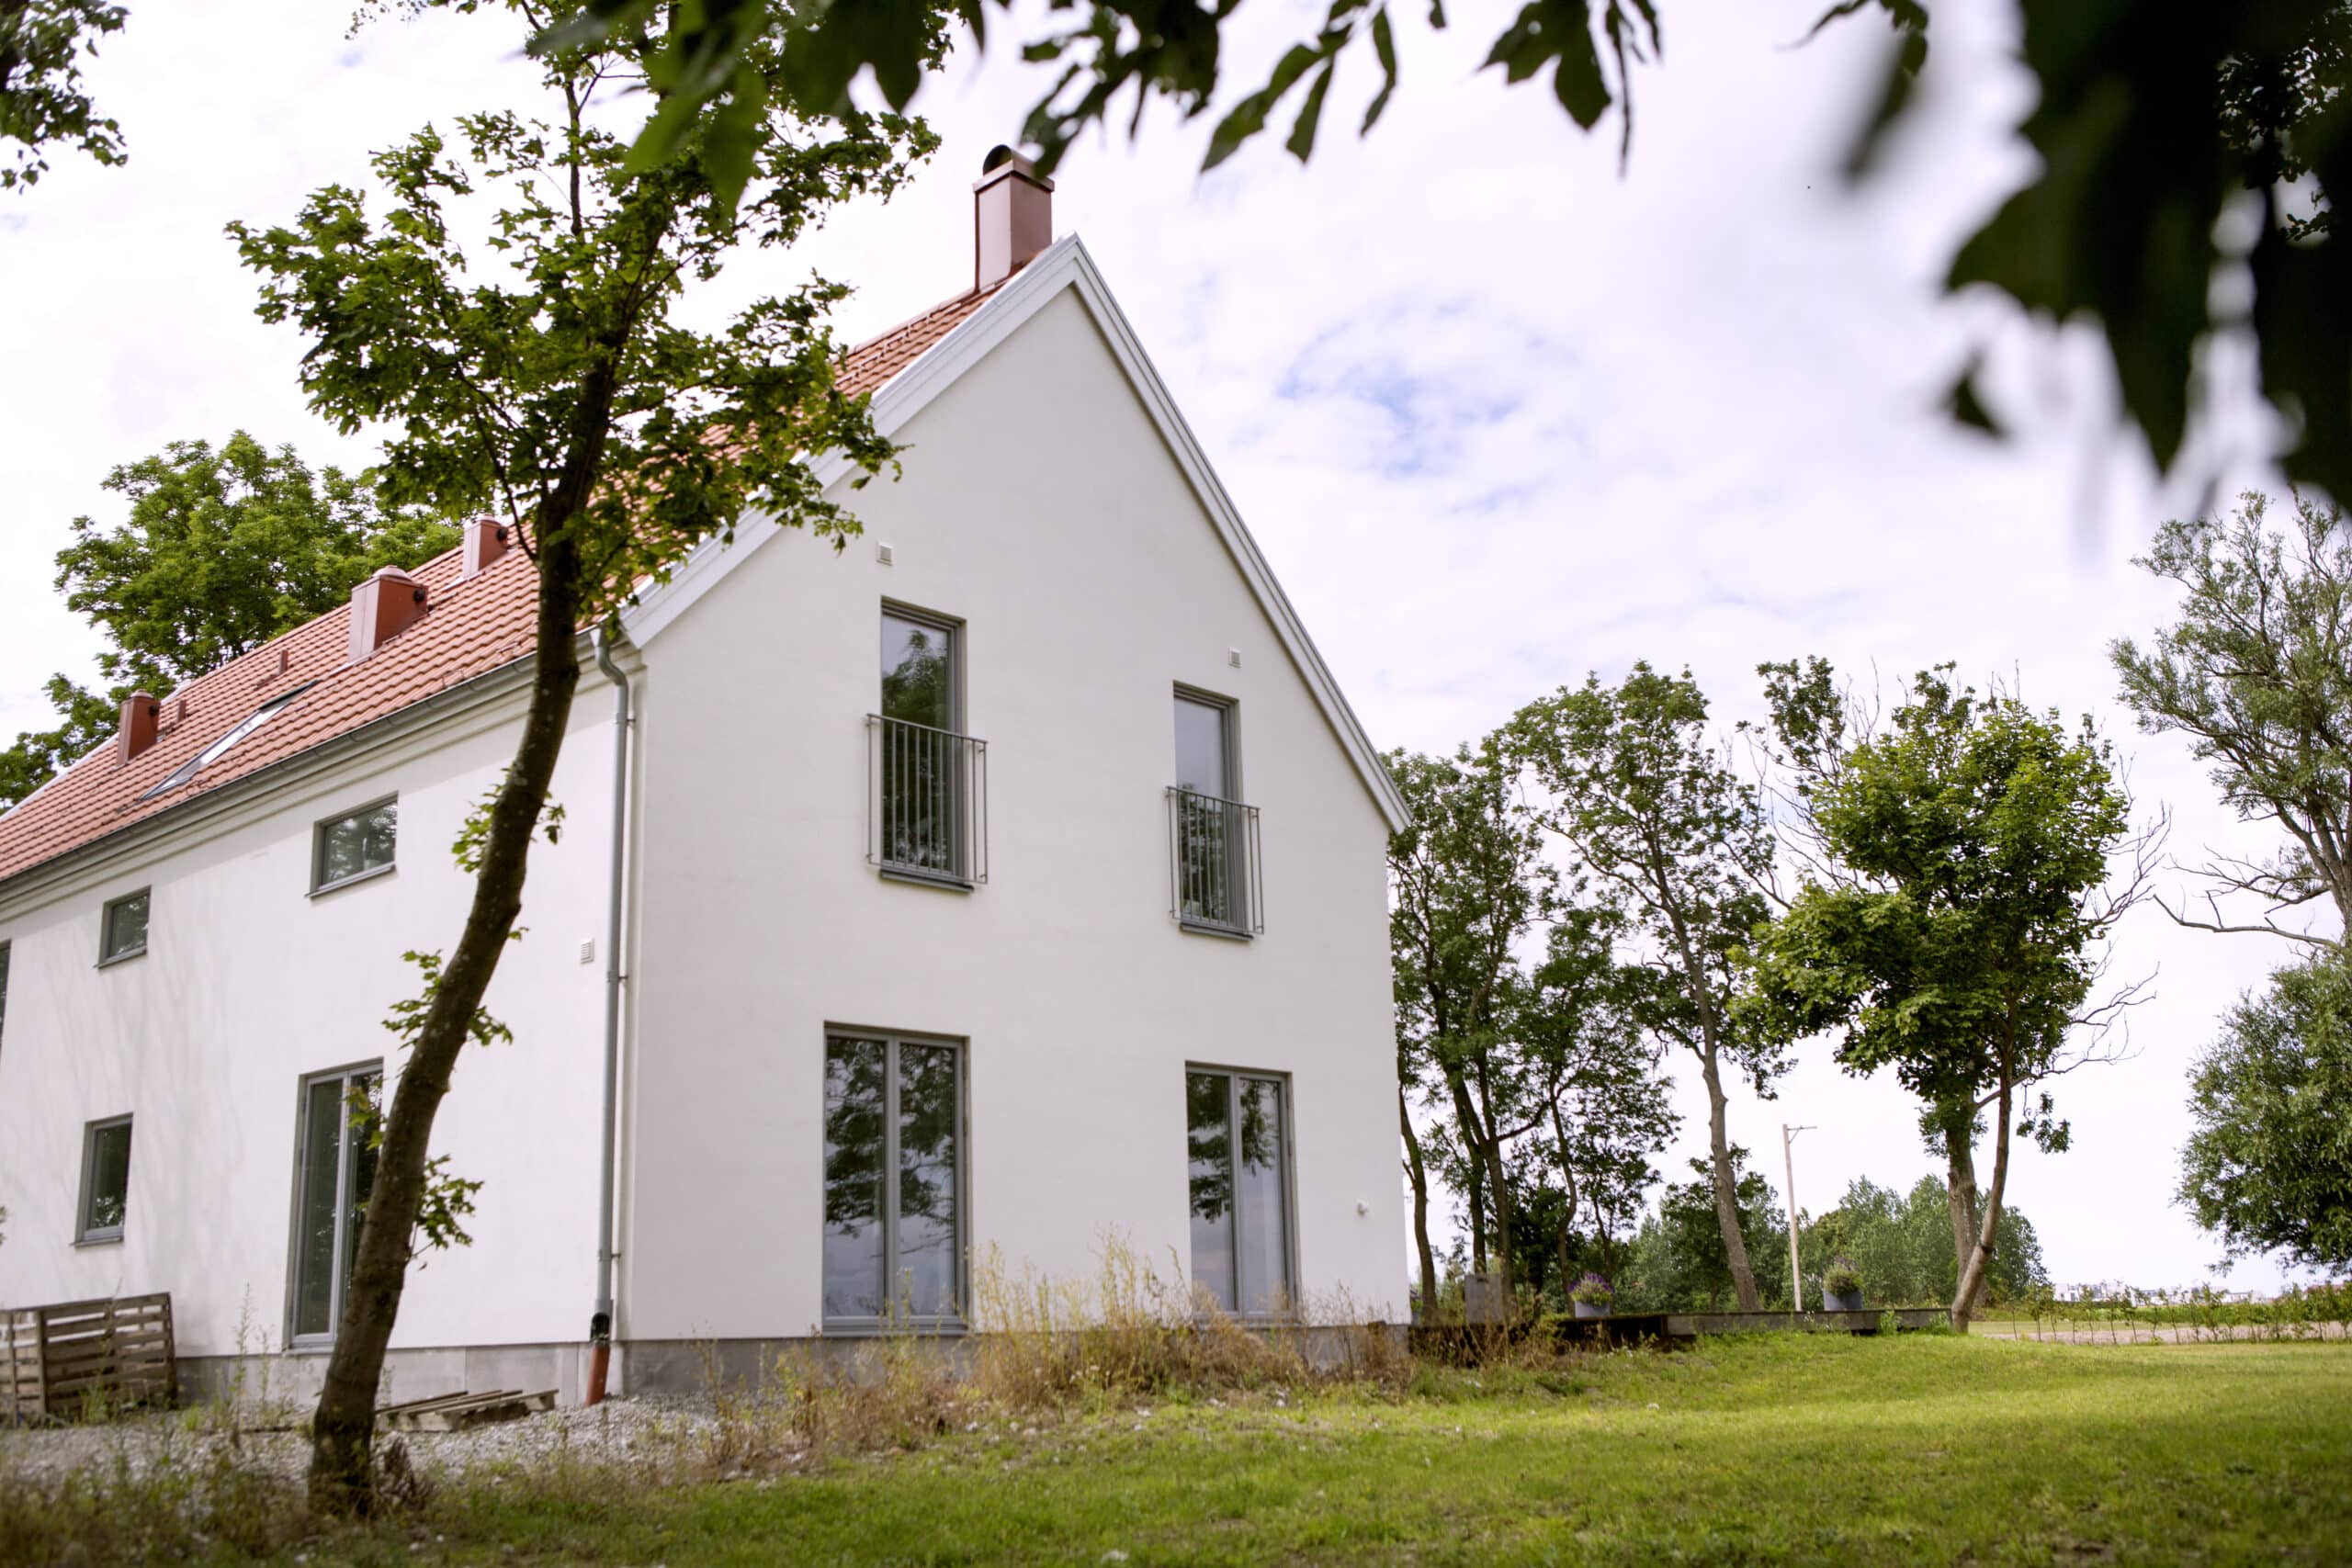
top-left (625, 235), bottom-right (1411, 833)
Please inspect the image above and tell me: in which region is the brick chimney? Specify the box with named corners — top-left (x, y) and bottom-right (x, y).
top-left (974, 145), bottom-right (1053, 292)
top-left (348, 567), bottom-right (429, 663)
top-left (116, 692), bottom-right (160, 764)
top-left (462, 515), bottom-right (510, 579)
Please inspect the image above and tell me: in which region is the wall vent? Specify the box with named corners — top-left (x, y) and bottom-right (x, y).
top-left (876, 543), bottom-right (895, 567)
top-left (1227, 648), bottom-right (1242, 669)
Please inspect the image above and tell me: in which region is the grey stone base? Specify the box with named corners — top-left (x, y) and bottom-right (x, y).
top-left (177, 1322), bottom-right (1409, 1406)
top-left (179, 1340), bottom-right (596, 1410)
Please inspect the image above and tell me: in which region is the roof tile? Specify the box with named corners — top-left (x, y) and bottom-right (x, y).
top-left (0, 281), bottom-right (996, 887)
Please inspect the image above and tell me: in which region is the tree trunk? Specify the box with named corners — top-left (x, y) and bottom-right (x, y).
top-left (1699, 1046), bottom-right (1764, 1312)
top-left (308, 359), bottom-right (616, 1514)
top-left (1939, 1109), bottom-right (1991, 1314)
top-left (1399, 1088), bottom-right (1438, 1321)
top-left (1951, 1073), bottom-right (2013, 1334)
top-left (1444, 1069), bottom-right (1494, 1287)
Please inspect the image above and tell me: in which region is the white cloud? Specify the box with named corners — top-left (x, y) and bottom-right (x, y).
top-left (0, 0), bottom-right (2321, 1291)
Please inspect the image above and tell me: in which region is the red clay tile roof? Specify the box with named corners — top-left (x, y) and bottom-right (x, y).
top-left (0, 282), bottom-right (998, 888)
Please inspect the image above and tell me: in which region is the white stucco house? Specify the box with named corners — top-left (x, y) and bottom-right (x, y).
top-left (0, 152), bottom-right (1409, 1402)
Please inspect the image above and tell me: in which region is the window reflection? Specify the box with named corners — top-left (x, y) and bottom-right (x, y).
top-left (1185, 1070), bottom-right (1292, 1315)
top-left (824, 1032), bottom-right (962, 1324)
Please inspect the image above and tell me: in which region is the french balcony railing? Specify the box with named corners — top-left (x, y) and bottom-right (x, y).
top-left (1167, 786), bottom-right (1262, 936)
top-left (868, 715), bottom-right (989, 886)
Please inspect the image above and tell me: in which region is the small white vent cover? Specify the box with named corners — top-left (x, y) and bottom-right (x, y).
top-left (876, 542), bottom-right (895, 567)
top-left (1227, 648), bottom-right (1242, 669)
top-left (579, 939), bottom-right (596, 965)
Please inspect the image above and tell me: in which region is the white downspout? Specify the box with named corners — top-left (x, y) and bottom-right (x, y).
top-left (587, 625), bottom-right (633, 1404)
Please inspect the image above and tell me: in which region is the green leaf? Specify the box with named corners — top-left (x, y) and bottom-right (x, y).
top-left (1554, 6), bottom-right (1611, 130)
top-left (1363, 8), bottom-right (1400, 133)
top-left (1287, 59), bottom-right (1338, 162)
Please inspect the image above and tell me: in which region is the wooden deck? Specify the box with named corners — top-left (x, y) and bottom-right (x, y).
top-left (1410, 1306), bottom-right (1949, 1358)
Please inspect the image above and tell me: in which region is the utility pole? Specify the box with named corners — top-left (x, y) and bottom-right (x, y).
top-left (1781, 1123), bottom-right (1815, 1312)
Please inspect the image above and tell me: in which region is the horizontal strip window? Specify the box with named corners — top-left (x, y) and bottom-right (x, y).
top-left (312, 797), bottom-right (398, 894)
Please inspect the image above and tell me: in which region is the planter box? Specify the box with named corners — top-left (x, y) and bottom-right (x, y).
top-left (1822, 1290), bottom-right (1865, 1313)
top-left (1572, 1300), bottom-right (1611, 1320)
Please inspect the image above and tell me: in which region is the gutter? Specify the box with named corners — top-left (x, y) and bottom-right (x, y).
top-left (587, 625), bottom-right (634, 1405)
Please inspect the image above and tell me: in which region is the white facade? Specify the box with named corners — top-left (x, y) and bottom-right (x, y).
top-left (0, 238), bottom-right (1408, 1397)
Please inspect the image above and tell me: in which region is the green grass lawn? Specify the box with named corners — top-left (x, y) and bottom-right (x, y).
top-left (337, 1334), bottom-right (2348, 1566)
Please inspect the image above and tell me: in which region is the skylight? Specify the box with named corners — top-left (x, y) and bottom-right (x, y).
top-left (142, 683), bottom-right (314, 800)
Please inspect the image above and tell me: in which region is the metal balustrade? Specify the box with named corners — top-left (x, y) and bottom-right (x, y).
top-left (1167, 786), bottom-right (1262, 935)
top-left (867, 715), bottom-right (989, 885)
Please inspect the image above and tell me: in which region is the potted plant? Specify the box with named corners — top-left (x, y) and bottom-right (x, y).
top-left (1823, 1258), bottom-right (1865, 1313)
top-left (1570, 1272), bottom-right (1615, 1320)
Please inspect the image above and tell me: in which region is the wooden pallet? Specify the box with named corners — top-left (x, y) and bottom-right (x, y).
top-left (1, 1292), bottom-right (177, 1422)
top-left (376, 1387), bottom-right (556, 1433)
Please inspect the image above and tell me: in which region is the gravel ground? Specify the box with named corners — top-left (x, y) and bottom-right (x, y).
top-left (0, 1395), bottom-right (725, 1489)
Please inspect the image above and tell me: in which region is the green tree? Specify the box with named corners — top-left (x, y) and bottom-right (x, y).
top-left (1506, 907), bottom-right (1676, 1300)
top-left (1618, 1148), bottom-right (1786, 1313)
top-left (0, 0), bottom-right (126, 189)
top-left (1746, 671), bottom-right (2144, 1330)
top-left (539, 1), bottom-right (2352, 507)
top-left (1802, 1175), bottom-right (2048, 1307)
top-left (1507, 664), bottom-right (1784, 1313)
top-left (226, 2), bottom-right (936, 1512)
top-left (0, 434), bottom-right (460, 809)
top-left (2113, 492), bottom-right (2352, 952)
top-left (1386, 742), bottom-right (1555, 1313)
top-left (2179, 952), bottom-right (2352, 1272)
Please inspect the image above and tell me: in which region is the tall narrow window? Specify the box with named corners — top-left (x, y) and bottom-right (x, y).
top-left (99, 889), bottom-right (149, 965)
top-left (291, 1065), bottom-right (380, 1342)
top-left (1170, 693), bottom-right (1260, 933)
top-left (822, 1031), bottom-right (963, 1326)
top-left (1185, 1069), bottom-right (1292, 1315)
top-left (79, 1115), bottom-right (133, 1243)
top-left (313, 798), bottom-right (399, 892)
top-left (871, 607), bottom-right (985, 883)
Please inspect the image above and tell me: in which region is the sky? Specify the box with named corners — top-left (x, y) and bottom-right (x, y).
top-left (0, 0), bottom-right (2330, 1293)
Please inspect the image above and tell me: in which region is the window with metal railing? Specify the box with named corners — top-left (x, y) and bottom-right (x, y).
top-left (1170, 689), bottom-right (1259, 934)
top-left (1168, 786), bottom-right (1261, 934)
top-left (867, 714), bottom-right (988, 885)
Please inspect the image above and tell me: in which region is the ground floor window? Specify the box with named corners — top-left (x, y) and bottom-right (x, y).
top-left (291, 1064), bottom-right (380, 1343)
top-left (78, 1115), bottom-right (132, 1243)
top-left (1185, 1068), bottom-right (1293, 1315)
top-left (822, 1031), bottom-right (964, 1326)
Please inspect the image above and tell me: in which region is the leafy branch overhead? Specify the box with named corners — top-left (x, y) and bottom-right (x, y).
top-left (0, 0), bottom-right (128, 189)
top-left (541, 0), bottom-right (2352, 512)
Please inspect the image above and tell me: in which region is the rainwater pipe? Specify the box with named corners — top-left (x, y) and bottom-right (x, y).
top-left (587, 625), bottom-right (633, 1405)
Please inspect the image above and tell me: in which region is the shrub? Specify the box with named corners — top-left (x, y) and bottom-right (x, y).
top-left (1825, 1259), bottom-right (1864, 1297)
top-left (1569, 1272), bottom-right (1615, 1307)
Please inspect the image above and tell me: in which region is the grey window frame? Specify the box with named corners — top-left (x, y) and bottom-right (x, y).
top-left (284, 1060), bottom-right (382, 1349)
top-left (310, 795), bottom-right (400, 896)
top-left (0, 939), bottom-right (11, 1055)
top-left (880, 601), bottom-right (965, 734)
top-left (870, 602), bottom-right (985, 889)
top-left (1183, 1063), bottom-right (1299, 1322)
top-left (1172, 684), bottom-right (1242, 800)
top-left (76, 1113), bottom-right (133, 1245)
top-left (820, 1025), bottom-right (970, 1335)
top-left (97, 888), bottom-right (150, 967)
top-left (1170, 688), bottom-right (1260, 938)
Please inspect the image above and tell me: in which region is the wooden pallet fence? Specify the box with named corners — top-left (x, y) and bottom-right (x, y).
top-left (1, 1292), bottom-right (178, 1421)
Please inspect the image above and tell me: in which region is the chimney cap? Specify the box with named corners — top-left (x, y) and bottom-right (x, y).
top-left (977, 143), bottom-right (1053, 191)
